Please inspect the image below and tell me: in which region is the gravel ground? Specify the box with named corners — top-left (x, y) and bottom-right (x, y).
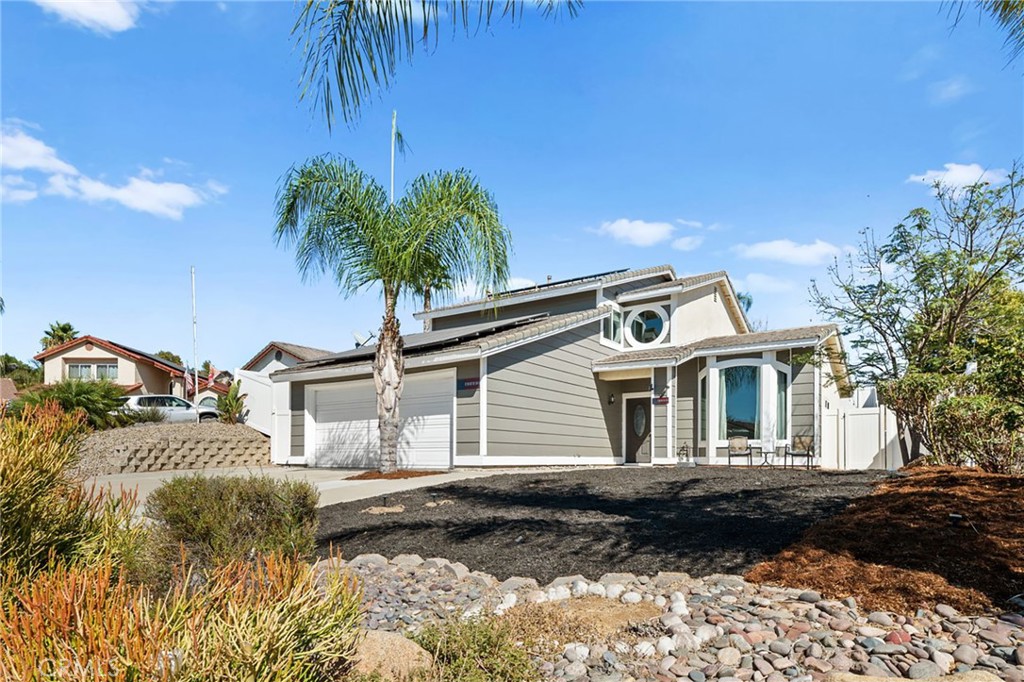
top-left (316, 467), bottom-right (889, 584)
top-left (73, 421), bottom-right (268, 477)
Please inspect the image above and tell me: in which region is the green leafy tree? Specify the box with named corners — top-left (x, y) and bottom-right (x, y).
top-left (812, 168), bottom-right (1024, 464)
top-left (154, 350), bottom-right (184, 366)
top-left (275, 155), bottom-right (511, 472)
top-left (0, 354), bottom-right (43, 389)
top-left (40, 321), bottom-right (79, 350)
top-left (293, 0), bottom-right (580, 127)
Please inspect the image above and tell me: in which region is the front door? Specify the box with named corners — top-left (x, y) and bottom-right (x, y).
top-left (625, 398), bottom-right (652, 464)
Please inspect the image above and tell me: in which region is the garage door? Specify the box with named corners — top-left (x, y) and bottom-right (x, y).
top-left (311, 371), bottom-right (454, 469)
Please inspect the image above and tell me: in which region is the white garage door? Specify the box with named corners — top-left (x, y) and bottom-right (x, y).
top-left (311, 371), bottom-right (454, 469)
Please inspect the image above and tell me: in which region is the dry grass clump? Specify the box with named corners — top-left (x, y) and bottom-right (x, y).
top-left (503, 597), bottom-right (661, 657)
top-left (746, 466), bottom-right (1024, 613)
top-left (0, 554), bottom-right (363, 682)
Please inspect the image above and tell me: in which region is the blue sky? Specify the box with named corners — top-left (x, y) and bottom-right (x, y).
top-left (1, 1), bottom-right (1020, 370)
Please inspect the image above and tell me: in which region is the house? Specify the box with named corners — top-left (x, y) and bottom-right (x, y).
top-left (268, 265), bottom-right (850, 469)
top-left (34, 336), bottom-right (190, 396)
top-left (236, 341), bottom-right (336, 435)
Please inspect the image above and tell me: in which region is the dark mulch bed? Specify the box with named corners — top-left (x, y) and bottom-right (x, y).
top-left (316, 467), bottom-right (887, 584)
top-left (747, 466), bottom-right (1024, 613)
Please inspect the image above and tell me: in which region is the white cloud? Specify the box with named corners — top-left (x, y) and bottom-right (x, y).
top-left (595, 218), bottom-right (676, 247)
top-left (907, 162), bottom-right (1007, 190)
top-left (734, 273), bottom-right (797, 294)
top-left (1, 123), bottom-right (78, 175)
top-left (929, 76), bottom-right (973, 104)
top-left (3, 120), bottom-right (224, 219)
top-left (899, 45), bottom-right (939, 82)
top-left (0, 175), bottom-right (38, 203)
top-left (31, 0), bottom-right (145, 34)
top-left (675, 218), bottom-right (703, 229)
top-left (671, 235), bottom-right (704, 252)
top-left (733, 239), bottom-right (843, 266)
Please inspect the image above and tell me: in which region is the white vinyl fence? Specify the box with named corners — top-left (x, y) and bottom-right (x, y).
top-left (236, 368), bottom-right (274, 436)
top-left (821, 402), bottom-right (901, 470)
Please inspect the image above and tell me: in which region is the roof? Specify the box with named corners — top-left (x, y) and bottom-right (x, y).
top-left (34, 335), bottom-right (186, 376)
top-left (592, 324), bottom-right (839, 369)
top-left (618, 270), bottom-right (728, 298)
top-left (413, 264), bottom-right (676, 319)
top-left (241, 341), bottom-right (335, 370)
top-left (273, 308), bottom-right (608, 378)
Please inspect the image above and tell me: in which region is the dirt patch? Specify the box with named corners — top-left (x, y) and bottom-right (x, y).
top-left (745, 466), bottom-right (1024, 614)
top-left (504, 597), bottom-right (661, 657)
top-left (361, 505), bottom-right (406, 515)
top-left (317, 467), bottom-right (885, 584)
top-left (349, 470), bottom-right (444, 481)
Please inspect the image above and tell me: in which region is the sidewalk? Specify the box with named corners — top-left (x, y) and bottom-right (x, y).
top-left (85, 466), bottom-right (559, 509)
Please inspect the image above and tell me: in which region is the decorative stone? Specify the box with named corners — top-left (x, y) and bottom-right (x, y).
top-left (906, 661), bottom-right (945, 679)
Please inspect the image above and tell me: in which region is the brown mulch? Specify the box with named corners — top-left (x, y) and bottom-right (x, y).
top-left (745, 466), bottom-right (1024, 614)
top-left (347, 470), bottom-right (443, 481)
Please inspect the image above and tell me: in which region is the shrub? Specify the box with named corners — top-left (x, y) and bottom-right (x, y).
top-left (932, 395), bottom-right (1024, 475)
top-left (0, 554), bottom-right (363, 682)
top-left (0, 402), bottom-right (145, 580)
top-left (144, 475), bottom-right (319, 586)
top-left (413, 617), bottom-right (538, 682)
top-left (11, 379), bottom-right (126, 430)
top-left (114, 405), bottom-right (166, 427)
top-left (217, 380), bottom-right (248, 425)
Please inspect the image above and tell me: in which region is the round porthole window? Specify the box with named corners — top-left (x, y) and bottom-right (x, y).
top-left (632, 404), bottom-right (647, 437)
top-left (274, 350), bottom-right (283, 362)
top-left (625, 307), bottom-right (669, 347)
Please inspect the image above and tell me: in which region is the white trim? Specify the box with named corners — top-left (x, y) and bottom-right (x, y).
top-left (617, 276), bottom-right (725, 303)
top-left (480, 312), bottom-right (608, 358)
top-left (594, 358), bottom-right (679, 373)
top-left (620, 390), bottom-right (651, 463)
top-left (286, 456), bottom-right (307, 466)
top-left (479, 356), bottom-right (488, 457)
top-left (705, 353), bottom-right (794, 459)
top-left (592, 336), bottom-right (829, 374)
top-left (453, 455), bottom-right (624, 466)
top-left (451, 373), bottom-right (458, 468)
top-left (667, 365), bottom-right (675, 461)
top-left (624, 306), bottom-right (670, 348)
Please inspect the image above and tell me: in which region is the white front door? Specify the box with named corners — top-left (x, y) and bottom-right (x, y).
top-left (310, 370), bottom-right (454, 469)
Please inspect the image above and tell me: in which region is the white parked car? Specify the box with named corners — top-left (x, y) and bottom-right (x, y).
top-left (116, 395), bottom-right (219, 423)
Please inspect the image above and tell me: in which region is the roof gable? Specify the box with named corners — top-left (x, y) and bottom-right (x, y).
top-left (34, 335), bottom-right (185, 375)
top-left (241, 341), bottom-right (335, 370)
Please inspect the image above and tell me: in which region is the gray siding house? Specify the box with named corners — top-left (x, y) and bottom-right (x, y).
top-left (268, 265), bottom-right (849, 469)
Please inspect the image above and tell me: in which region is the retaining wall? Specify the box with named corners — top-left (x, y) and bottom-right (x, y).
top-left (116, 436), bottom-right (270, 473)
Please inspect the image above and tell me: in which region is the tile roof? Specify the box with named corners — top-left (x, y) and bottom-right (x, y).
top-left (274, 308), bottom-right (609, 377)
top-left (242, 341), bottom-right (335, 369)
top-left (618, 270), bottom-right (729, 298)
top-left (34, 336), bottom-right (186, 375)
top-left (418, 264), bottom-right (676, 316)
top-left (592, 324), bottom-right (839, 368)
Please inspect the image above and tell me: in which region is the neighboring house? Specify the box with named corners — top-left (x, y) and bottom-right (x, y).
top-left (195, 379), bottom-right (230, 408)
top-left (237, 341), bottom-right (335, 435)
top-left (34, 336), bottom-right (189, 396)
top-left (268, 265), bottom-right (853, 470)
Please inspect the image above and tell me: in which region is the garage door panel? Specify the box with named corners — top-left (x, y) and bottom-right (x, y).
top-left (312, 371), bottom-right (453, 469)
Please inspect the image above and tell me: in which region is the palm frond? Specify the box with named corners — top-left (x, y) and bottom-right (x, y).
top-left (293, 0), bottom-right (583, 129)
top-left (398, 169), bottom-right (512, 304)
top-left (948, 0), bottom-right (1024, 60)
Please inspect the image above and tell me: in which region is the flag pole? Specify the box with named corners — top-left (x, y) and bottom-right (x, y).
top-left (191, 265), bottom-right (199, 422)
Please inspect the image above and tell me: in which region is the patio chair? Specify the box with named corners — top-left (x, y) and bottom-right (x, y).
top-left (727, 436), bottom-right (752, 467)
top-left (784, 436), bottom-right (815, 469)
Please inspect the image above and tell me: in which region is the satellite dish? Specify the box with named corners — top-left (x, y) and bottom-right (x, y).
top-left (352, 330), bottom-right (376, 348)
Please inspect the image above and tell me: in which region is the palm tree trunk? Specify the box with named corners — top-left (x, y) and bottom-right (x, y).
top-left (374, 288), bottom-right (404, 473)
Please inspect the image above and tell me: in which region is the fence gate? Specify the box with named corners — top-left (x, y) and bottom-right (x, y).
top-left (821, 406), bottom-right (901, 470)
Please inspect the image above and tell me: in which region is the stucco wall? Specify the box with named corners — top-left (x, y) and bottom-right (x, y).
top-left (248, 351), bottom-right (301, 374)
top-left (671, 284), bottom-right (742, 346)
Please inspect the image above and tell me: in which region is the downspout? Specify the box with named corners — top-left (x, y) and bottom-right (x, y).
top-left (813, 336), bottom-right (821, 466)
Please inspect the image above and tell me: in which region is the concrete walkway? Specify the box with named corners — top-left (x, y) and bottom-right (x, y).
top-left (86, 466), bottom-right (563, 509)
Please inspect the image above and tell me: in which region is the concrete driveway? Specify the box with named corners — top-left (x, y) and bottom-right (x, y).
top-left (85, 466), bottom-right (562, 509)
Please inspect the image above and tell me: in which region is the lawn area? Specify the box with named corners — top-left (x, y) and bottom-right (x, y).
top-left (746, 465), bottom-right (1024, 613)
top-left (316, 466), bottom-right (886, 584)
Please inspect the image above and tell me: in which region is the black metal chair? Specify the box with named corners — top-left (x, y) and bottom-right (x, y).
top-left (784, 435), bottom-right (815, 469)
top-left (727, 436), bottom-right (752, 467)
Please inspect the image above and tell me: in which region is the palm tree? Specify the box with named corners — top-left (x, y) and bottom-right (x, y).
top-left (40, 321), bottom-right (78, 350)
top-left (951, 1), bottom-right (1024, 59)
top-left (293, 0), bottom-right (581, 128)
top-left (274, 155), bottom-right (511, 472)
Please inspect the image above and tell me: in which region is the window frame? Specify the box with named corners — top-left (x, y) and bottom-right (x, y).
top-left (95, 363), bottom-right (118, 381)
top-left (624, 306), bottom-right (670, 348)
top-left (698, 353), bottom-right (792, 453)
top-left (67, 363), bottom-right (92, 380)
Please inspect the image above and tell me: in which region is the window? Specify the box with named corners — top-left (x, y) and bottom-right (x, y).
top-left (699, 375), bottom-right (707, 442)
top-left (96, 363), bottom-right (118, 381)
top-left (626, 307), bottom-right (668, 346)
top-left (68, 364), bottom-right (91, 380)
top-left (776, 369), bottom-right (788, 440)
top-left (719, 365), bottom-right (760, 439)
top-left (602, 309), bottom-right (623, 343)
top-left (170, 398), bottom-right (191, 409)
